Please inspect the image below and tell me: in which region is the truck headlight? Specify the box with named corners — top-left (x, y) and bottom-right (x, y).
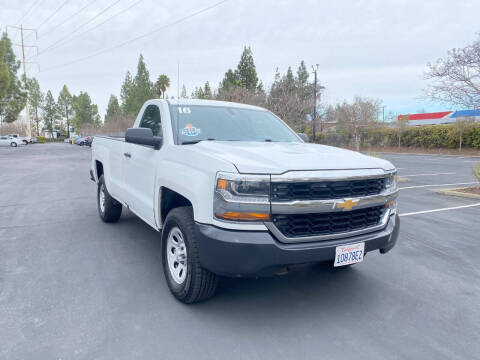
top-left (214, 172), bottom-right (270, 222)
top-left (385, 171), bottom-right (397, 192)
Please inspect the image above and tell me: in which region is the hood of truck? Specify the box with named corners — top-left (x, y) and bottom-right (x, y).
top-left (189, 141), bottom-right (395, 174)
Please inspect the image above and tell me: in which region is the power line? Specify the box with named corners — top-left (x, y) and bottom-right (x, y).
top-left (16, 0), bottom-right (43, 25)
top-left (40, 0), bottom-right (145, 55)
top-left (36, 0), bottom-right (122, 56)
top-left (41, 0), bottom-right (231, 72)
top-left (39, 0), bottom-right (97, 39)
top-left (36, 0), bottom-right (71, 30)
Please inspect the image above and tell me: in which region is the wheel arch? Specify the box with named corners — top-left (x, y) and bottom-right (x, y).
top-left (159, 187), bottom-right (193, 227)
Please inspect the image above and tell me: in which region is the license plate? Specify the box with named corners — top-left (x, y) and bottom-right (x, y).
top-left (334, 242), bottom-right (365, 267)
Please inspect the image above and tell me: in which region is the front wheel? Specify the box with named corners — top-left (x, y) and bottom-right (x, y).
top-left (162, 206), bottom-right (218, 303)
top-left (97, 175), bottom-right (122, 222)
top-left (10, 142), bottom-right (17, 147)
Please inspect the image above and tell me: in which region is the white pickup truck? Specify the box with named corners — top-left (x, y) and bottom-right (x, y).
top-left (91, 99), bottom-right (399, 303)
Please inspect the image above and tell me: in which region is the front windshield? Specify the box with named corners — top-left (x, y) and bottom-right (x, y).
top-left (170, 105), bottom-right (300, 144)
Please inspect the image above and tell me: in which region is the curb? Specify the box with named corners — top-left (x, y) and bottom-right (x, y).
top-left (378, 152), bottom-right (480, 158)
top-left (434, 187), bottom-right (480, 200)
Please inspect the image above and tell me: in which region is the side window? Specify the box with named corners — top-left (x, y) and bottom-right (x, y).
top-left (139, 105), bottom-right (162, 136)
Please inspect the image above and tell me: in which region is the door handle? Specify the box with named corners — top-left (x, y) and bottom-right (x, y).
top-left (124, 152), bottom-right (132, 158)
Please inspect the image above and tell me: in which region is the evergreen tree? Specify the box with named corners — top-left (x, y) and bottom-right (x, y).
top-left (154, 74), bottom-right (170, 98)
top-left (203, 81), bottom-right (212, 99)
top-left (285, 66), bottom-right (295, 90)
top-left (219, 68), bottom-right (240, 91)
top-left (0, 32), bottom-right (26, 123)
top-left (105, 94), bottom-right (121, 122)
top-left (180, 84), bottom-right (187, 99)
top-left (72, 91), bottom-right (100, 129)
top-left (26, 77), bottom-right (43, 136)
top-left (120, 71), bottom-right (135, 115)
top-left (57, 85), bottom-right (73, 136)
top-left (296, 60), bottom-right (309, 86)
top-left (191, 87), bottom-right (205, 99)
top-left (132, 54), bottom-right (155, 109)
top-left (235, 46), bottom-right (258, 91)
top-left (42, 90), bottom-right (58, 137)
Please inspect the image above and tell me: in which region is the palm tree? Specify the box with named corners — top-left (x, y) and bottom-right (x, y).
top-left (155, 74), bottom-right (171, 99)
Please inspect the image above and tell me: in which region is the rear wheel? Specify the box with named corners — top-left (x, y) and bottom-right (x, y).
top-left (97, 175), bottom-right (122, 222)
top-left (10, 142), bottom-right (17, 147)
top-left (22, 140), bottom-right (28, 145)
top-left (162, 206), bottom-right (218, 303)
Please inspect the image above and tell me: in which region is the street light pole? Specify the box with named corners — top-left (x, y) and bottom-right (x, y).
top-left (312, 64), bottom-right (319, 143)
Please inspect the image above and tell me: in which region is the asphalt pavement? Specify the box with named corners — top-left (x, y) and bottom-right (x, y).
top-left (1, 143), bottom-right (479, 360)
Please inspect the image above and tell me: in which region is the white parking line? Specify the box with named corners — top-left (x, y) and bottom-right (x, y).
top-left (400, 203), bottom-right (480, 217)
top-left (399, 182), bottom-right (479, 190)
top-left (401, 172), bottom-right (456, 177)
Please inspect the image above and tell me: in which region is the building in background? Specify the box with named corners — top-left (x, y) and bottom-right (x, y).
top-left (398, 110), bottom-right (480, 125)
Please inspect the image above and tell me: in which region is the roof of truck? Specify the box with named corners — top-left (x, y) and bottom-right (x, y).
top-left (164, 98), bottom-right (267, 111)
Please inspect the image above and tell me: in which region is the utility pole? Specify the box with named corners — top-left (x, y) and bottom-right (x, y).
top-left (312, 64), bottom-right (319, 143)
top-left (7, 25), bottom-right (38, 137)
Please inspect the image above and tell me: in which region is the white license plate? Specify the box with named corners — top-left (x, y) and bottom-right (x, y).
top-left (334, 242), bottom-right (365, 267)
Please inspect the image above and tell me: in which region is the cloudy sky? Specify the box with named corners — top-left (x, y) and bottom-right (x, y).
top-left (1, 0), bottom-right (479, 118)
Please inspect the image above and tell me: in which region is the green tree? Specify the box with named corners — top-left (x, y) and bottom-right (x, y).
top-left (219, 68), bottom-right (240, 92)
top-left (120, 71), bottom-right (136, 115)
top-left (203, 81), bottom-right (212, 99)
top-left (132, 54), bottom-right (155, 109)
top-left (26, 77), bottom-right (43, 136)
top-left (57, 85), bottom-right (73, 136)
top-left (180, 84), bottom-right (187, 99)
top-left (42, 90), bottom-right (58, 137)
top-left (235, 46), bottom-right (258, 91)
top-left (296, 60), bottom-right (309, 86)
top-left (72, 91), bottom-right (100, 129)
top-left (105, 94), bottom-right (121, 123)
top-left (154, 74), bottom-right (171, 98)
top-left (0, 32), bottom-right (26, 123)
top-left (191, 86), bottom-right (205, 99)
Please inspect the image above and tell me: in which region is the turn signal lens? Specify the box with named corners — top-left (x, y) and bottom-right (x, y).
top-left (215, 211), bottom-right (270, 221)
top-left (385, 199), bottom-right (396, 208)
top-left (216, 178), bottom-right (228, 190)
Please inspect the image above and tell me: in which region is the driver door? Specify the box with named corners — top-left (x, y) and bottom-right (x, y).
top-left (123, 104), bottom-right (163, 226)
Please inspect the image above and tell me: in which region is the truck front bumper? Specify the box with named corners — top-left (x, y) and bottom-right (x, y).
top-left (196, 214), bottom-right (400, 277)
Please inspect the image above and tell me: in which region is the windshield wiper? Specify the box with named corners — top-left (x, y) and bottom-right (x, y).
top-left (181, 138), bottom-right (216, 145)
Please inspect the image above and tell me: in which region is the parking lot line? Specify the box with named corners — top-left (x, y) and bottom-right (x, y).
top-left (400, 203), bottom-right (480, 217)
top-left (399, 182), bottom-right (479, 190)
top-left (400, 172), bottom-right (456, 177)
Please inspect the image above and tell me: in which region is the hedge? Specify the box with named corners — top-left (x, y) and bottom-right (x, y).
top-left (313, 123), bottom-right (480, 149)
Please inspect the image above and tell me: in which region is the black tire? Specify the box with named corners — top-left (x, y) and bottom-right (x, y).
top-left (162, 206), bottom-right (218, 303)
top-left (97, 175), bottom-right (122, 223)
top-left (22, 140), bottom-right (28, 145)
top-left (10, 142), bottom-right (17, 147)
top-left (80, 141), bottom-right (85, 146)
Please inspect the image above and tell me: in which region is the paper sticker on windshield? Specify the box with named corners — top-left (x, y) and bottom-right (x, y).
top-left (182, 124), bottom-right (201, 137)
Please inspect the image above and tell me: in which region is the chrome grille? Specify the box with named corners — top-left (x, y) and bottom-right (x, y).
top-left (271, 205), bottom-right (385, 238)
top-left (271, 178), bottom-right (386, 201)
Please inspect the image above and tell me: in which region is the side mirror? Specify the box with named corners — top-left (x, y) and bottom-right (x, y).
top-left (297, 133), bottom-right (309, 142)
top-left (125, 128), bottom-right (162, 150)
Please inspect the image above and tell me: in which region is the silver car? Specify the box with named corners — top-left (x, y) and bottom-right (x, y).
top-left (0, 136), bottom-right (22, 147)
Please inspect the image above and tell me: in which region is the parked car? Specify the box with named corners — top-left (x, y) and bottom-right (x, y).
top-left (91, 99), bottom-right (399, 303)
top-left (74, 137), bottom-right (87, 146)
top-left (0, 136), bottom-right (22, 147)
top-left (7, 133), bottom-right (30, 145)
top-left (85, 136), bottom-right (94, 147)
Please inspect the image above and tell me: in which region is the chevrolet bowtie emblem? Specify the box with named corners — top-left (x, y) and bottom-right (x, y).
top-left (334, 199), bottom-right (359, 211)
